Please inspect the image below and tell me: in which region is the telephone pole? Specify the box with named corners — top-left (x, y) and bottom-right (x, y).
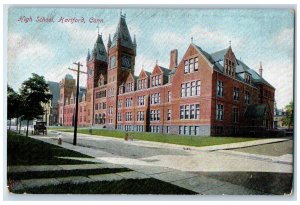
top-left (68, 62), bottom-right (87, 145)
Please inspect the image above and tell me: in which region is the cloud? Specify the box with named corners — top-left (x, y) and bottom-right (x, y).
top-left (190, 26), bottom-right (245, 51)
top-left (273, 28), bottom-right (294, 47)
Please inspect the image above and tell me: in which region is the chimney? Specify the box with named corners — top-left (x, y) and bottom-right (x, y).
top-left (169, 49), bottom-right (178, 69)
top-left (259, 61), bottom-right (263, 77)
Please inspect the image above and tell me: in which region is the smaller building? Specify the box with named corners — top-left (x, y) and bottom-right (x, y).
top-left (42, 81), bottom-right (60, 126)
top-left (273, 108), bottom-right (287, 129)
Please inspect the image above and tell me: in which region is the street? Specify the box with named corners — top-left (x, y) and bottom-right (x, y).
top-left (31, 130), bottom-right (294, 195)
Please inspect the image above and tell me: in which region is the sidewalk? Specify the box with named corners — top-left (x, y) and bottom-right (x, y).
top-left (28, 134), bottom-right (291, 194)
top-left (49, 130), bottom-right (290, 153)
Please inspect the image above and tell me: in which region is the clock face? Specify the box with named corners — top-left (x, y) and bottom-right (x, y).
top-left (121, 55), bottom-right (131, 69)
top-left (110, 55), bottom-right (116, 68)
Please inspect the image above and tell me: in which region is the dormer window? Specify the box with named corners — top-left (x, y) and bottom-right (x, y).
top-left (245, 73), bottom-right (251, 84)
top-left (225, 59), bottom-right (235, 76)
top-left (137, 79), bottom-right (147, 90)
top-left (126, 82), bottom-right (134, 92)
top-left (151, 75), bottom-right (161, 87)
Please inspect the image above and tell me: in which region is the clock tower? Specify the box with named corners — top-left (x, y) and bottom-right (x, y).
top-left (106, 13), bottom-right (136, 129)
top-left (86, 33), bottom-right (108, 125)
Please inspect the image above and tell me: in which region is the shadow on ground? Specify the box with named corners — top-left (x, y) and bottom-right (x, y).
top-left (192, 171), bottom-right (293, 195)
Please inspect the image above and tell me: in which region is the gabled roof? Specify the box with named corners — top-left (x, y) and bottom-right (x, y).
top-left (158, 65), bottom-right (171, 76)
top-left (111, 15), bottom-right (134, 49)
top-left (193, 44), bottom-right (274, 89)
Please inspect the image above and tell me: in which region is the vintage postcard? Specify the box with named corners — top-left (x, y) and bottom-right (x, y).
top-left (5, 6), bottom-right (294, 197)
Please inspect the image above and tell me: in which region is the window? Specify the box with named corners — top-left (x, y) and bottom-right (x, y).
top-left (125, 112), bottom-right (132, 121)
top-left (191, 81), bottom-right (196, 96)
top-left (150, 110), bottom-right (160, 121)
top-left (233, 87), bottom-right (240, 100)
top-left (190, 126), bottom-right (195, 135)
top-left (167, 91), bottom-right (171, 102)
top-left (181, 80), bottom-right (201, 97)
top-left (184, 60), bottom-right (189, 73)
top-left (184, 105), bottom-right (189, 119)
top-left (179, 126), bottom-right (184, 135)
top-left (186, 82), bottom-right (190, 97)
top-left (217, 81), bottom-right (224, 97)
top-left (151, 93), bottom-right (160, 104)
top-left (195, 104), bottom-right (200, 119)
top-left (151, 75), bottom-right (161, 87)
top-left (245, 91), bottom-right (250, 104)
top-left (194, 57), bottom-right (199, 71)
top-left (184, 126), bottom-right (189, 135)
top-left (181, 84), bottom-right (186, 97)
top-left (137, 111), bottom-right (144, 121)
top-left (180, 104), bottom-right (200, 119)
top-left (184, 57), bottom-right (199, 74)
top-left (196, 81), bottom-right (201, 96)
top-left (195, 126), bottom-right (200, 135)
top-left (216, 104), bottom-right (224, 121)
top-left (167, 109), bottom-right (171, 120)
top-left (190, 104), bottom-right (195, 119)
top-left (189, 58), bottom-right (194, 72)
top-left (138, 96), bottom-right (145, 106)
top-left (233, 107), bottom-right (239, 123)
top-left (117, 100), bottom-right (122, 108)
top-left (125, 98), bottom-right (132, 107)
top-left (117, 112), bottom-right (122, 121)
top-left (245, 73), bottom-right (251, 84)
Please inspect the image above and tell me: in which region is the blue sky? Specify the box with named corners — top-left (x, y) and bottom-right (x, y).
top-left (7, 8), bottom-right (294, 108)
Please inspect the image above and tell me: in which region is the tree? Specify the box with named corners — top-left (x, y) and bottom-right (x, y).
top-left (7, 86), bottom-right (21, 130)
top-left (19, 73), bottom-right (52, 136)
top-left (282, 101), bottom-right (294, 129)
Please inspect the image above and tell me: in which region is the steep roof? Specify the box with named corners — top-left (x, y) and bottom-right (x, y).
top-left (194, 44), bottom-right (274, 89)
top-left (111, 15), bottom-right (134, 49)
top-left (91, 34), bottom-right (108, 62)
top-left (47, 81), bottom-right (60, 106)
top-left (159, 66), bottom-right (172, 76)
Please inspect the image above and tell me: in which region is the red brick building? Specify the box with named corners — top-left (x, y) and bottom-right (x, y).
top-left (58, 14), bottom-right (275, 136)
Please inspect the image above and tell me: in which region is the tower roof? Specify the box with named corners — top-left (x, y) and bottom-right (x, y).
top-left (111, 14), bottom-right (134, 49)
top-left (92, 34), bottom-right (108, 62)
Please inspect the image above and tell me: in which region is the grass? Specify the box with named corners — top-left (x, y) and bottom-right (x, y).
top-left (7, 131), bottom-right (94, 166)
top-left (12, 178), bottom-right (197, 194)
top-left (8, 168), bottom-right (130, 180)
top-left (50, 127), bottom-right (261, 147)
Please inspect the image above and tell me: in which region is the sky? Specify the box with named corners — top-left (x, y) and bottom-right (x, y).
top-left (7, 8), bottom-right (294, 109)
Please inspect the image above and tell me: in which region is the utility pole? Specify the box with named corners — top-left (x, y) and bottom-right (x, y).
top-left (68, 62), bottom-right (87, 145)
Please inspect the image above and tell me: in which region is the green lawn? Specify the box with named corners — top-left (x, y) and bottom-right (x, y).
top-left (7, 131), bottom-right (94, 166)
top-left (13, 178), bottom-right (196, 194)
top-left (50, 127), bottom-right (261, 147)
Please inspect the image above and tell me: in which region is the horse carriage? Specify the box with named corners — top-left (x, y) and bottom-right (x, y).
top-left (32, 121), bottom-right (47, 135)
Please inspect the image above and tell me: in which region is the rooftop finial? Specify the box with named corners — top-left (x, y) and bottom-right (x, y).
top-left (191, 37), bottom-right (193, 43)
top-left (120, 9), bottom-right (122, 16)
top-left (156, 60), bottom-right (158, 65)
top-left (96, 22), bottom-right (100, 35)
top-left (259, 61), bottom-right (263, 77)
top-left (229, 40), bottom-right (231, 47)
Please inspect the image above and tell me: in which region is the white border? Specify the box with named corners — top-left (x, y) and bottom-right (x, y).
top-left (1, 1), bottom-right (298, 204)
